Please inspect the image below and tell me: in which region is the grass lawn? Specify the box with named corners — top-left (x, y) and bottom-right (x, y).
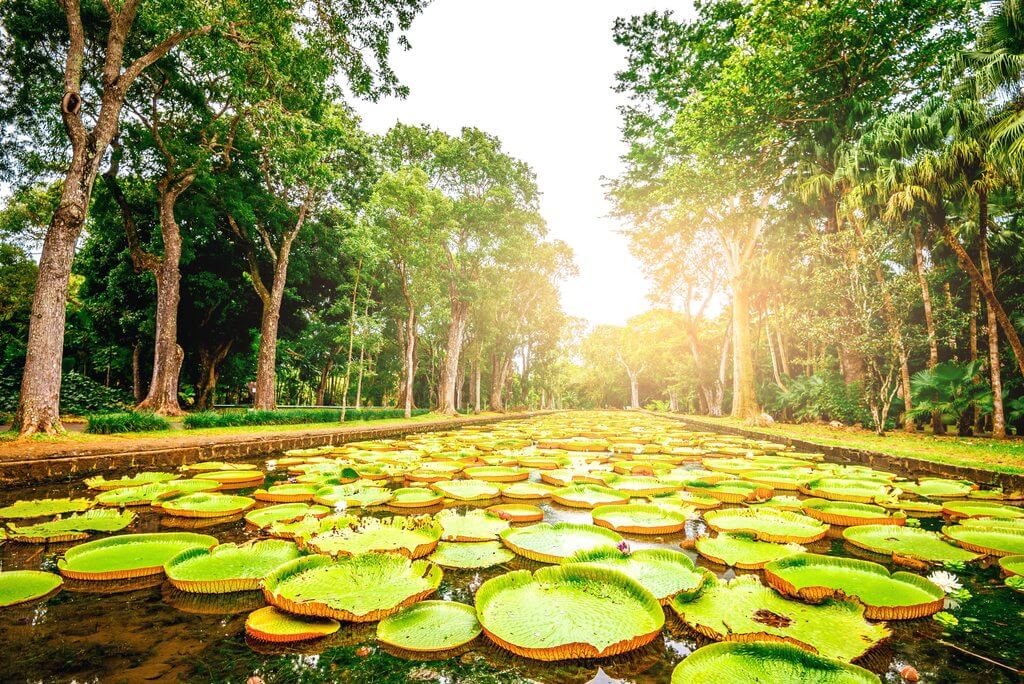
top-left (0, 411), bottom-right (477, 445)
top-left (678, 414), bottom-right (1024, 476)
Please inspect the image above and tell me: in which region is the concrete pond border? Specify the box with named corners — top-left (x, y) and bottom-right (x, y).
top-left (0, 411), bottom-right (555, 487)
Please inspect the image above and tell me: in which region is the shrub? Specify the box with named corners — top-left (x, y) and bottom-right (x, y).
top-left (183, 407), bottom-right (429, 429)
top-left (0, 370), bottom-right (131, 415)
top-left (86, 411), bottom-right (171, 434)
top-left (908, 360), bottom-right (992, 435)
top-left (767, 371), bottom-right (867, 425)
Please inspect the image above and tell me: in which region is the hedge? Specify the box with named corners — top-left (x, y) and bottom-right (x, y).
top-left (86, 411), bottom-right (172, 434)
top-left (183, 408), bottom-right (430, 429)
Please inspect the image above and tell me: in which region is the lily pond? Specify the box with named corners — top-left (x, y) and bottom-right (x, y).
top-left (1, 412), bottom-right (1023, 683)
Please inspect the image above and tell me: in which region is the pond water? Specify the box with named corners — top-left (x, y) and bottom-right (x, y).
top-left (0, 412), bottom-right (1022, 683)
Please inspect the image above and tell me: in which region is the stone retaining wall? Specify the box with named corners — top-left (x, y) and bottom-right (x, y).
top-left (0, 412), bottom-right (552, 486)
top-left (665, 413), bottom-right (1024, 493)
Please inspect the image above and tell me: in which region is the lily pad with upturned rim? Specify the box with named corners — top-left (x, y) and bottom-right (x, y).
top-left (486, 503), bottom-right (544, 522)
top-left (313, 485), bottom-right (393, 508)
top-left (498, 481), bottom-right (556, 500)
top-left (192, 470), bottom-right (265, 489)
top-left (427, 541), bottom-right (515, 569)
top-left (703, 509), bottom-right (828, 544)
top-left (261, 552), bottom-right (442, 622)
top-left (436, 509), bottom-right (509, 541)
top-left (164, 539), bottom-right (303, 593)
top-left (0, 570), bottom-right (63, 607)
top-left (389, 488), bottom-right (444, 509)
top-left (563, 546), bottom-right (710, 604)
top-left (842, 525), bottom-right (979, 564)
top-left (0, 498), bottom-right (93, 520)
top-left (801, 499), bottom-right (905, 527)
top-left (763, 553), bottom-right (945, 620)
top-left (95, 480), bottom-right (220, 506)
top-left (551, 484), bottom-right (630, 509)
top-left (694, 533), bottom-right (805, 569)
top-left (84, 472), bottom-right (176, 491)
top-left (998, 554), bottom-right (1024, 577)
top-left (943, 524), bottom-right (1024, 557)
top-left (500, 522), bottom-right (623, 563)
top-left (157, 492), bottom-right (255, 518)
top-left (799, 478), bottom-right (890, 504)
top-left (685, 480), bottom-right (773, 504)
top-left (475, 564), bottom-right (664, 661)
top-left (463, 466), bottom-right (530, 482)
top-left (245, 503), bottom-right (330, 529)
top-left (669, 574), bottom-right (889, 662)
top-left (58, 532), bottom-right (218, 580)
top-left (669, 642), bottom-right (881, 684)
top-left (591, 504), bottom-right (687, 535)
top-left (376, 600), bottom-right (481, 652)
top-left (303, 516), bottom-right (442, 558)
top-left (941, 501), bottom-right (1024, 520)
top-left (245, 606), bottom-right (340, 642)
top-left (6, 509), bottom-right (136, 543)
top-left (430, 479), bottom-right (501, 501)
top-left (902, 478), bottom-right (976, 499)
top-left (253, 484), bottom-right (318, 503)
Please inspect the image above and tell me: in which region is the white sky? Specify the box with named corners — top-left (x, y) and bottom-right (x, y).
top-left (353, 0), bottom-right (694, 327)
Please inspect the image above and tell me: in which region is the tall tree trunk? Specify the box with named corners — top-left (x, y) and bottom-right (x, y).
top-left (132, 343), bottom-right (143, 403)
top-left (253, 242), bottom-right (294, 410)
top-left (354, 350), bottom-right (367, 408)
top-left (337, 259), bottom-right (362, 420)
top-left (776, 329), bottom-right (791, 377)
top-left (473, 357), bottom-right (482, 413)
top-left (970, 280), bottom-right (981, 431)
top-left (978, 197), bottom-right (1005, 439)
top-left (316, 357), bottom-right (335, 406)
top-left (489, 353), bottom-right (510, 411)
top-left (627, 371), bottom-right (641, 409)
top-left (196, 339), bottom-right (232, 411)
top-left (437, 297), bottom-right (469, 414)
top-left (912, 224), bottom-right (943, 434)
top-left (730, 277), bottom-right (760, 420)
top-left (766, 318), bottom-right (787, 391)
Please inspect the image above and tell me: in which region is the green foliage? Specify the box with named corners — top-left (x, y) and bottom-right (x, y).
top-left (768, 372), bottom-right (867, 425)
top-left (908, 361), bottom-right (993, 427)
top-left (85, 412), bottom-right (172, 434)
top-left (183, 407), bottom-right (428, 429)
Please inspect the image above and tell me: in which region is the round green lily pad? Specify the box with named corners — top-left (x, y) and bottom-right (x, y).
top-left (389, 488), bottom-right (444, 508)
top-left (245, 606), bottom-right (339, 642)
top-left (436, 509), bottom-right (509, 541)
top-left (902, 478), bottom-right (976, 499)
top-left (0, 498), bottom-right (93, 519)
top-left (801, 499), bottom-right (905, 526)
top-left (943, 524), bottom-right (1024, 557)
top-left (183, 461), bottom-right (259, 472)
top-left (686, 480), bottom-right (773, 503)
top-left (427, 541), bottom-right (515, 569)
top-left (764, 553), bottom-right (945, 619)
top-left (313, 484), bottom-right (393, 508)
top-left (800, 478), bottom-right (890, 503)
top-left (58, 532), bottom-right (218, 580)
top-left (85, 472), bottom-right (176, 490)
top-left (499, 481), bottom-right (556, 499)
top-left (842, 525), bottom-right (979, 564)
top-left (304, 516), bottom-right (441, 558)
top-left (752, 495), bottom-right (806, 512)
top-left (500, 522), bottom-right (623, 563)
top-left (192, 470), bottom-right (265, 489)
top-left (475, 564), bottom-right (664, 660)
top-left (601, 475), bottom-right (677, 496)
top-left (942, 501), bottom-right (1024, 520)
top-left (486, 503), bottom-right (544, 522)
top-left (670, 642), bottom-right (881, 683)
top-left (564, 546), bottom-right (710, 604)
top-left (376, 600), bottom-right (481, 652)
top-left (0, 570), bottom-right (63, 607)
top-left (591, 504), bottom-right (687, 534)
top-left (551, 484), bottom-right (630, 509)
top-left (998, 554), bottom-right (1024, 577)
top-left (165, 539), bottom-right (303, 593)
top-left (253, 484), bottom-right (318, 503)
top-left (694, 533), bottom-right (805, 569)
top-left (95, 479), bottom-right (219, 506)
top-left (430, 479), bottom-right (501, 501)
top-left (262, 552), bottom-right (442, 622)
top-left (704, 508), bottom-right (828, 544)
top-left (245, 503), bottom-right (330, 529)
top-left (6, 509), bottom-right (135, 543)
top-left (670, 574), bottom-right (889, 662)
top-left (158, 492), bottom-right (255, 518)
top-left (463, 466), bottom-right (529, 482)
top-left (650, 490), bottom-right (721, 509)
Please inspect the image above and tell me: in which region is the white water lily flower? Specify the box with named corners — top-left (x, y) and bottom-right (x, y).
top-left (928, 570), bottom-right (962, 594)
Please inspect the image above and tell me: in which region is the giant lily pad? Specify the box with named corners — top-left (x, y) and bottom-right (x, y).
top-left (942, 500), bottom-right (1024, 520)
top-left (304, 516), bottom-right (442, 558)
top-left (686, 480), bottom-right (773, 503)
top-left (95, 479), bottom-right (219, 506)
top-left (436, 509), bottom-right (509, 541)
top-left (183, 461), bottom-right (259, 472)
top-left (943, 524), bottom-right (1024, 557)
top-left (165, 539), bottom-right (302, 593)
top-left (564, 546), bottom-right (710, 604)
top-left (430, 479), bottom-right (501, 501)
top-left (389, 488), bottom-right (444, 508)
top-left (670, 574), bottom-right (889, 662)
top-left (261, 552), bottom-right (442, 621)
top-left (58, 532), bottom-right (218, 580)
top-left (703, 509), bottom-right (828, 544)
top-left (475, 564), bottom-right (664, 660)
top-left (157, 492), bottom-right (255, 518)
top-left (763, 553), bottom-right (945, 619)
top-left (600, 475), bottom-right (677, 497)
top-left (740, 470), bottom-right (815, 491)
top-left (800, 478), bottom-right (890, 504)
top-left (85, 471), bottom-right (176, 490)
top-left (486, 503), bottom-right (544, 522)
top-left (376, 600), bottom-right (481, 652)
top-left (591, 504), bottom-right (687, 534)
top-left (902, 478), bottom-right (976, 499)
top-left (694, 533), bottom-right (805, 569)
top-left (500, 522), bottom-right (622, 563)
top-left (253, 484), bottom-right (318, 503)
top-left (463, 466), bottom-right (529, 482)
top-left (192, 470), bottom-right (265, 489)
top-left (998, 554), bottom-right (1024, 577)
top-left (245, 503), bottom-right (330, 529)
top-left (801, 499), bottom-right (905, 527)
top-left (551, 484), bottom-right (630, 509)
top-left (670, 642), bottom-right (881, 684)
top-left (428, 541), bottom-right (514, 569)
top-left (499, 481), bottom-right (556, 499)
top-left (245, 606), bottom-right (339, 642)
top-left (0, 498), bottom-right (93, 519)
top-left (6, 509), bottom-right (135, 543)
top-left (842, 525), bottom-right (979, 564)
top-left (650, 490), bottom-right (721, 510)
top-left (0, 570), bottom-right (63, 607)
top-left (874, 498), bottom-right (944, 518)
top-left (313, 484), bottom-right (393, 508)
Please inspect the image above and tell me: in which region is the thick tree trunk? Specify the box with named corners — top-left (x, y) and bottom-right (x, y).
top-left (473, 359), bottom-right (482, 413)
top-left (196, 339), bottom-right (232, 411)
top-left (970, 280), bottom-right (981, 431)
top-left (316, 357), bottom-right (335, 406)
top-left (912, 224), bottom-right (943, 434)
top-left (979, 208), bottom-right (1005, 439)
top-left (253, 248), bottom-right (293, 410)
top-left (402, 308), bottom-right (416, 418)
top-left (354, 351), bottom-right (367, 408)
top-left (730, 277), bottom-right (760, 420)
top-left (489, 353), bottom-right (511, 411)
top-left (338, 260), bottom-right (362, 420)
top-left (438, 298), bottom-right (469, 415)
top-left (132, 343), bottom-right (143, 403)
top-left (627, 371), bottom-right (641, 409)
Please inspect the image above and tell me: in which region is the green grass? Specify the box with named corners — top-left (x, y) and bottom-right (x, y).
top-left (677, 414), bottom-right (1024, 475)
top-left (85, 411), bottom-right (172, 434)
top-left (183, 407), bottom-right (430, 429)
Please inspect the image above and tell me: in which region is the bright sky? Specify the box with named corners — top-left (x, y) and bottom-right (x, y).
top-left (353, 0), bottom-right (693, 327)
